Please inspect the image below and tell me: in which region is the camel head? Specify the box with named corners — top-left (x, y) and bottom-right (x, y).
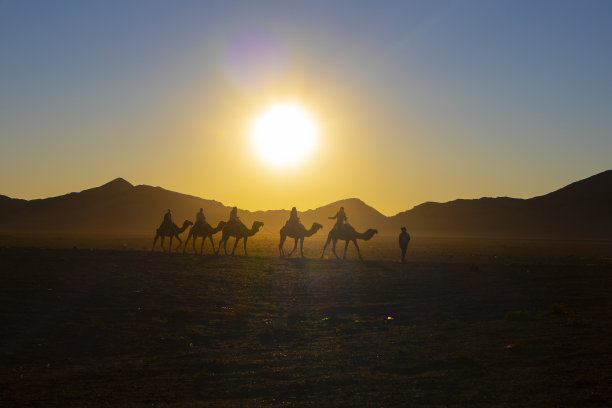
top-left (252, 221), bottom-right (264, 231)
top-left (174, 220), bottom-right (194, 233)
top-left (362, 229), bottom-right (378, 240)
top-left (312, 222), bottom-right (323, 232)
top-left (217, 220), bottom-right (227, 228)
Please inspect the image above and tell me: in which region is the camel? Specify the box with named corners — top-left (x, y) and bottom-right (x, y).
top-left (152, 220), bottom-right (193, 252)
top-left (321, 223), bottom-right (378, 260)
top-left (279, 222), bottom-right (323, 258)
top-left (217, 220), bottom-right (264, 256)
top-left (183, 220), bottom-right (226, 255)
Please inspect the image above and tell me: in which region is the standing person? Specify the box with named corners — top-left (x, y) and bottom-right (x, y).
top-left (399, 227), bottom-right (411, 262)
top-left (329, 206), bottom-right (347, 228)
top-left (195, 208), bottom-right (206, 226)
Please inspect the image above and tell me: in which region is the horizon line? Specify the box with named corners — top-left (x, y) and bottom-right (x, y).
top-left (2, 169), bottom-right (610, 217)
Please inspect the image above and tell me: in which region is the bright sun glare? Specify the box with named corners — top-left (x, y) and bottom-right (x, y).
top-left (250, 103), bottom-right (318, 167)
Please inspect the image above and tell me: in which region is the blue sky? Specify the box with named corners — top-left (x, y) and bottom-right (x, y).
top-left (1, 0), bottom-right (611, 214)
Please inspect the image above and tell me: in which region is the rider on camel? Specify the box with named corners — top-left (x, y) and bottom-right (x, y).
top-left (228, 206), bottom-right (240, 225)
top-left (329, 206), bottom-right (347, 231)
top-left (285, 206), bottom-right (300, 229)
top-left (195, 208), bottom-right (206, 227)
top-left (159, 209), bottom-right (173, 230)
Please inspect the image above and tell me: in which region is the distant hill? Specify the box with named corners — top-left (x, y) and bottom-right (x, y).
top-left (0, 178), bottom-right (384, 235)
top-left (0, 178), bottom-right (230, 235)
top-left (390, 170), bottom-right (612, 238)
top-left (0, 171), bottom-right (610, 238)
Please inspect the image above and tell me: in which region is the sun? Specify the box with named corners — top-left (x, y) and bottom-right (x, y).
top-left (250, 103), bottom-right (318, 167)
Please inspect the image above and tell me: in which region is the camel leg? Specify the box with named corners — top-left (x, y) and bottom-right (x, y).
top-left (243, 237), bottom-right (248, 256)
top-left (152, 233), bottom-right (160, 252)
top-left (321, 236), bottom-right (332, 258)
top-left (217, 237), bottom-right (223, 254)
top-left (192, 233), bottom-right (198, 253)
top-left (299, 238), bottom-right (305, 258)
top-left (223, 237), bottom-right (229, 255)
top-left (208, 236), bottom-right (216, 255)
top-left (168, 236), bottom-right (173, 253)
top-left (160, 236), bottom-right (166, 251)
top-left (279, 233), bottom-right (286, 257)
top-left (332, 239), bottom-right (340, 260)
top-left (200, 235), bottom-right (206, 255)
top-left (218, 235), bottom-right (228, 255)
top-left (352, 239), bottom-right (363, 261)
top-left (287, 238), bottom-right (299, 257)
top-left (343, 240), bottom-right (350, 260)
top-left (174, 235), bottom-right (183, 252)
top-left (231, 237), bottom-right (240, 256)
top-left (183, 232), bottom-right (191, 253)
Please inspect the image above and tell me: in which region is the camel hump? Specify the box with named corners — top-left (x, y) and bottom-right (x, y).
top-left (284, 218), bottom-right (303, 230)
top-left (344, 223), bottom-right (357, 233)
top-left (333, 222), bottom-right (354, 234)
top-left (227, 219), bottom-right (246, 230)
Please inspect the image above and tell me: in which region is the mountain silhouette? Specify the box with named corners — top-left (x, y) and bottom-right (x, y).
top-left (257, 198), bottom-right (388, 235)
top-left (390, 170), bottom-right (612, 238)
top-left (0, 171), bottom-right (610, 238)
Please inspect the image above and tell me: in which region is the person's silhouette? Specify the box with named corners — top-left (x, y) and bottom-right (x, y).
top-left (195, 208), bottom-right (206, 227)
top-left (228, 206), bottom-right (239, 224)
top-left (160, 209), bottom-right (173, 230)
top-left (399, 227), bottom-right (411, 262)
top-left (329, 206), bottom-right (347, 229)
top-left (286, 206), bottom-right (300, 228)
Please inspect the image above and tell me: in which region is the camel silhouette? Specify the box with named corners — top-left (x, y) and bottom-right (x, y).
top-left (279, 222), bottom-right (323, 258)
top-left (217, 220), bottom-right (264, 256)
top-left (321, 223), bottom-right (378, 260)
top-left (152, 220), bottom-right (193, 252)
top-left (183, 220), bottom-right (226, 255)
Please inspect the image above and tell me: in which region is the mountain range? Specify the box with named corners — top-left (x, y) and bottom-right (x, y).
top-left (0, 170), bottom-right (610, 238)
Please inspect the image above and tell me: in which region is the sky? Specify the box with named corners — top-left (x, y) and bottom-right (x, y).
top-left (1, 0), bottom-right (611, 215)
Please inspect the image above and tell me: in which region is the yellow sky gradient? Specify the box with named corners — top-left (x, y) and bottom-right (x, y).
top-left (1, 2), bottom-right (610, 216)
top-left (1, 70), bottom-right (601, 216)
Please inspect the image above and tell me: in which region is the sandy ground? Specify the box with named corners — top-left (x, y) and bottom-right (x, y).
top-left (1, 236), bottom-right (611, 407)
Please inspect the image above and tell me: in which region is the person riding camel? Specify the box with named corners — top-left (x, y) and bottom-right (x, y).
top-left (285, 206), bottom-right (300, 229)
top-left (228, 206), bottom-right (240, 225)
top-left (329, 206), bottom-right (347, 231)
top-left (195, 208), bottom-right (206, 227)
top-left (159, 209), bottom-right (173, 230)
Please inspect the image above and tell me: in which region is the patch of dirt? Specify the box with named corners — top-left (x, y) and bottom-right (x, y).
top-left (1, 244), bottom-right (611, 407)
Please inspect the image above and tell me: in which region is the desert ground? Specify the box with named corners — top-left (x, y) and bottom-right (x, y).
top-left (1, 234), bottom-right (612, 407)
